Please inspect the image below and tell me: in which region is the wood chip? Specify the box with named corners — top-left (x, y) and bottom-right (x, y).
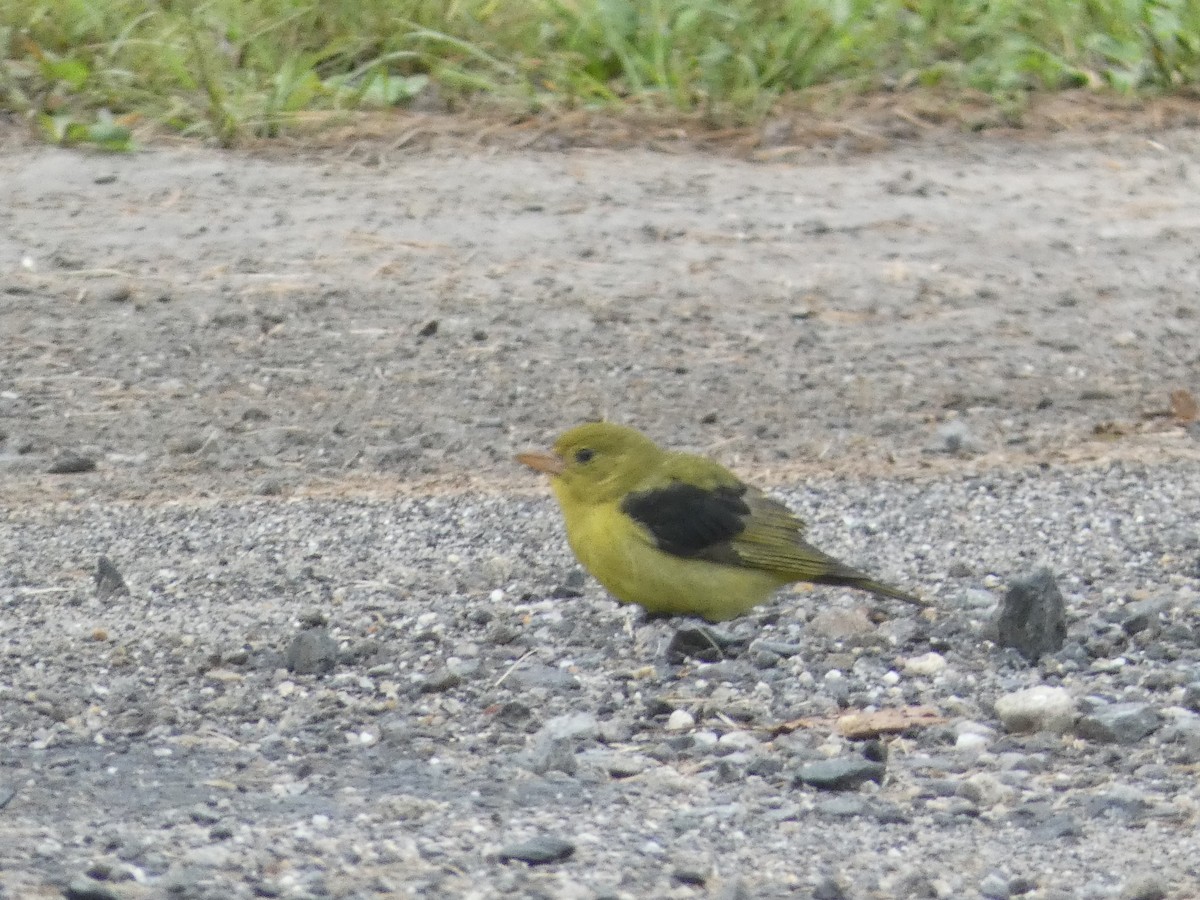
top-left (1170, 388), bottom-right (1198, 423)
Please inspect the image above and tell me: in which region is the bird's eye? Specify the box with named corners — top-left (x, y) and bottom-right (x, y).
top-left (574, 448), bottom-right (595, 464)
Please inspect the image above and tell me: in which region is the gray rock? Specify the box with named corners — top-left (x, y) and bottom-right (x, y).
top-left (95, 556), bottom-right (129, 600)
top-left (1076, 703), bottom-right (1160, 744)
top-left (1120, 597), bottom-right (1172, 635)
top-left (1085, 784), bottom-right (1151, 819)
top-left (419, 668), bottom-right (461, 693)
top-left (64, 877), bottom-right (120, 900)
top-left (670, 861), bottom-right (708, 886)
top-left (796, 757), bottom-right (886, 791)
top-left (812, 875), bottom-right (849, 899)
top-left (1120, 874), bottom-right (1168, 900)
top-left (935, 419), bottom-right (984, 454)
top-left (1181, 682), bottom-right (1200, 713)
top-left (496, 835), bottom-right (575, 865)
top-left (285, 627), bottom-right (337, 674)
top-left (816, 796), bottom-right (868, 817)
top-left (979, 872), bottom-right (1011, 899)
top-left (996, 569), bottom-right (1066, 662)
top-left (538, 712), bottom-right (599, 743)
top-left (524, 737), bottom-right (577, 776)
top-left (666, 626), bottom-right (744, 663)
top-left (47, 452), bottom-right (97, 474)
top-left (509, 664), bottom-right (580, 691)
top-left (994, 685), bottom-right (1076, 734)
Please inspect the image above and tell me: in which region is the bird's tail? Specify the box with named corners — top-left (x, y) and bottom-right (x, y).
top-left (815, 568), bottom-right (927, 607)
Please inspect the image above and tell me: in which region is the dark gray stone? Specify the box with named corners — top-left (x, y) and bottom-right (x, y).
top-left (812, 875), bottom-right (849, 899)
top-left (1076, 703), bottom-right (1160, 744)
top-left (1121, 875), bottom-right (1168, 900)
top-left (996, 569), bottom-right (1067, 662)
top-left (1120, 597), bottom-right (1172, 635)
top-left (1182, 682), bottom-right (1200, 713)
top-left (796, 757), bottom-right (886, 791)
top-left (285, 627), bottom-right (337, 674)
top-left (816, 796), bottom-right (868, 817)
top-left (95, 556), bottom-right (129, 600)
top-left (666, 626), bottom-right (745, 664)
top-left (48, 452), bottom-right (97, 474)
top-left (64, 877), bottom-right (120, 900)
top-left (496, 835), bottom-right (575, 865)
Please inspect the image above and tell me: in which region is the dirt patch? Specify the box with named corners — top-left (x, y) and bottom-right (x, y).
top-left (2, 116), bottom-right (1198, 507)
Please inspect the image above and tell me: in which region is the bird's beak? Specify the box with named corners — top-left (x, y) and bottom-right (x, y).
top-left (515, 449), bottom-right (565, 476)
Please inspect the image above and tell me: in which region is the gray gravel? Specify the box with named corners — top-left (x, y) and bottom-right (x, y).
top-left (3, 465), bottom-right (1200, 898)
top-left (2, 123), bottom-right (1200, 898)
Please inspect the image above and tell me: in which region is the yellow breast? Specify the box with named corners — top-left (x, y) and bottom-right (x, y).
top-left (557, 497), bottom-right (786, 622)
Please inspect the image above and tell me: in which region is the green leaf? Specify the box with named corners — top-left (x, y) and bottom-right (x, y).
top-left (361, 73), bottom-right (429, 106)
top-left (40, 57), bottom-right (91, 91)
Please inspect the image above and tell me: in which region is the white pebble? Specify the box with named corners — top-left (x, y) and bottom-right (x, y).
top-left (717, 730), bottom-right (759, 751)
top-left (666, 709), bottom-right (695, 731)
top-left (489, 589), bottom-right (505, 603)
top-left (903, 652), bottom-right (947, 677)
top-left (994, 685), bottom-right (1076, 734)
top-left (955, 732), bottom-right (991, 753)
top-left (882, 670), bottom-right (902, 686)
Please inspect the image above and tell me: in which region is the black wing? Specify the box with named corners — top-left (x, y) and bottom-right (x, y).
top-left (621, 480), bottom-right (750, 561)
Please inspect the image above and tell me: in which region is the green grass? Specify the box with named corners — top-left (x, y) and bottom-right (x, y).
top-left (2, 0), bottom-right (1198, 148)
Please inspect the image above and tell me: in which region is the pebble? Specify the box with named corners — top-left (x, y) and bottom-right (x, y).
top-left (812, 875), bottom-right (849, 899)
top-left (957, 773), bottom-right (1014, 808)
top-left (63, 878), bottom-right (120, 900)
top-left (285, 627), bottom-right (338, 674)
top-left (1120, 875), bottom-right (1168, 900)
top-left (666, 626), bottom-right (742, 663)
top-left (666, 709), bottom-right (695, 731)
top-left (955, 732), bottom-right (991, 753)
top-left (816, 796), bottom-right (868, 817)
top-left (509, 664), bottom-right (580, 691)
top-left (715, 731), bottom-right (759, 753)
top-left (810, 608), bottom-right (875, 640)
top-left (47, 452), bottom-right (97, 474)
top-left (979, 873), bottom-right (1011, 899)
top-left (598, 752), bottom-right (655, 778)
top-left (671, 861), bottom-right (708, 886)
top-left (94, 556), bottom-right (129, 600)
top-left (538, 712), bottom-right (599, 742)
top-left (903, 652), bottom-right (947, 677)
top-left (1183, 682), bottom-right (1200, 713)
top-left (1120, 597), bottom-right (1172, 635)
top-left (523, 737), bottom-right (577, 776)
top-left (496, 835), bottom-right (575, 865)
top-left (994, 685), bottom-right (1076, 734)
top-left (995, 569), bottom-right (1067, 662)
top-left (1075, 702), bottom-right (1160, 744)
top-left (795, 757), bottom-right (886, 791)
top-left (935, 419), bottom-right (983, 454)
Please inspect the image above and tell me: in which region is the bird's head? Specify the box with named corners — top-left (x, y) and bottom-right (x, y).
top-left (516, 422), bottom-right (661, 505)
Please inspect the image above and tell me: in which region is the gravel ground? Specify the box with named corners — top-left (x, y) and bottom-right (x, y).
top-left (2, 118), bottom-right (1200, 899)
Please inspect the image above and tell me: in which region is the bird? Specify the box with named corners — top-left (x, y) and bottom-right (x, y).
top-left (516, 422), bottom-right (924, 622)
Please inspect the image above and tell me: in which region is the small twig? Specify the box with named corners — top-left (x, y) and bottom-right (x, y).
top-left (492, 649), bottom-right (534, 689)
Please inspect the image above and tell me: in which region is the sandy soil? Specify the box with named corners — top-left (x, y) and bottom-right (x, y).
top-left (2, 118), bottom-right (1198, 504)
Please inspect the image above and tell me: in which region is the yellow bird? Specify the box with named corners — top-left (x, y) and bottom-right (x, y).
top-left (517, 422), bottom-right (923, 622)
